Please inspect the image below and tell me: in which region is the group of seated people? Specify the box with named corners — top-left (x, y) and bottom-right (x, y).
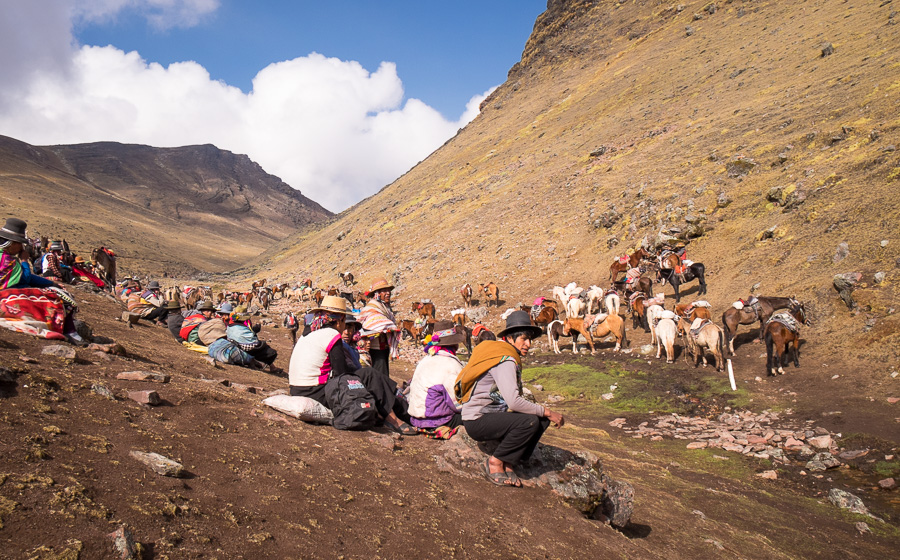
top-left (287, 277), bottom-right (565, 488)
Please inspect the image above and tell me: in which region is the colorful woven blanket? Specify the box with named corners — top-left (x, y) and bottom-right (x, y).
top-left (0, 288), bottom-right (66, 340)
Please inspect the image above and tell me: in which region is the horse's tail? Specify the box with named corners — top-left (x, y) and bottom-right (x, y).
top-left (764, 328), bottom-right (774, 370)
top-left (717, 326), bottom-right (727, 364)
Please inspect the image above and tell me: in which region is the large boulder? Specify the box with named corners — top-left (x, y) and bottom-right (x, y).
top-left (433, 428), bottom-right (634, 527)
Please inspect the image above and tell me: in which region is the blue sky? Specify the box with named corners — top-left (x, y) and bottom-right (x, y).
top-left (74, 1), bottom-right (547, 121)
top-left (0, 0), bottom-right (547, 211)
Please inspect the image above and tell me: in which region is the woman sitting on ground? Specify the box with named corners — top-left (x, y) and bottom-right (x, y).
top-left (407, 320), bottom-right (466, 436)
top-left (226, 311), bottom-right (281, 374)
top-left (288, 296), bottom-right (418, 435)
top-left (0, 218), bottom-right (86, 345)
top-left (456, 311), bottom-right (565, 487)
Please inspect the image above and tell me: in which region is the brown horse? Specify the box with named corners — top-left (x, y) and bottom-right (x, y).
top-left (339, 271), bottom-right (355, 286)
top-left (181, 286), bottom-right (210, 309)
top-left (452, 310), bottom-right (467, 326)
top-left (313, 290), bottom-right (325, 306)
top-left (764, 302), bottom-right (810, 376)
top-left (479, 282), bottom-right (500, 307)
top-left (722, 296), bottom-right (801, 355)
top-left (547, 318), bottom-right (595, 354)
top-left (675, 301), bottom-right (712, 335)
top-left (412, 301), bottom-right (436, 318)
top-left (531, 305), bottom-right (559, 331)
top-left (258, 287), bottom-right (271, 311)
top-left (91, 246), bottom-right (117, 290)
top-left (252, 278), bottom-right (267, 290)
top-left (271, 283), bottom-right (289, 299)
top-left (460, 283), bottom-right (473, 307)
top-left (590, 313), bottom-right (627, 352)
top-left (609, 247), bottom-right (651, 282)
top-left (629, 293), bottom-right (650, 332)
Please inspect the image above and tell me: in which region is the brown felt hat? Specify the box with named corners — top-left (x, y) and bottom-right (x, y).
top-left (164, 299), bottom-right (182, 311)
top-left (430, 320), bottom-right (466, 346)
top-left (196, 299), bottom-right (216, 312)
top-left (365, 276), bottom-right (393, 296)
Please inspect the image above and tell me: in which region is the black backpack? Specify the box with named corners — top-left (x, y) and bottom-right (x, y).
top-left (324, 373), bottom-right (378, 430)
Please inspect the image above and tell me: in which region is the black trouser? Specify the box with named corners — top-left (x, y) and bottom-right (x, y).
top-left (355, 366), bottom-right (409, 422)
top-left (370, 348), bottom-right (390, 378)
top-left (464, 412), bottom-right (550, 465)
top-left (290, 384), bottom-right (327, 406)
top-left (144, 307), bottom-right (169, 323)
top-left (249, 343), bottom-right (278, 365)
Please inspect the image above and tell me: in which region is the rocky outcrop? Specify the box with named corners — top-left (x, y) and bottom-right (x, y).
top-left (433, 428), bottom-right (634, 528)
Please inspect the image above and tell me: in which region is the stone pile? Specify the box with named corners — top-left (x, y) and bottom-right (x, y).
top-left (612, 409), bottom-right (851, 470)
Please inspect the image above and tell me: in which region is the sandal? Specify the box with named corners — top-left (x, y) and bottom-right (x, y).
top-left (483, 458), bottom-right (514, 487)
top-left (389, 422), bottom-right (420, 436)
top-left (505, 470), bottom-right (522, 487)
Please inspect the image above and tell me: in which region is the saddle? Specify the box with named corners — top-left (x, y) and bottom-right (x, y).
top-left (689, 318), bottom-right (711, 339)
top-left (617, 255), bottom-right (628, 264)
top-left (530, 305), bottom-right (543, 320)
top-left (629, 292), bottom-right (645, 304)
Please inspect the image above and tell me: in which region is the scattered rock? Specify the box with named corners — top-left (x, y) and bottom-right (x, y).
top-left (532, 384), bottom-right (544, 392)
top-left (127, 390), bottom-right (161, 406)
top-left (716, 192), bottom-right (732, 208)
top-left (107, 526), bottom-right (140, 560)
top-left (686, 442), bottom-right (708, 449)
top-left (838, 449), bottom-right (869, 460)
top-left (807, 435), bottom-right (832, 449)
top-left (726, 156), bottom-right (757, 178)
top-left (91, 383), bottom-right (117, 400)
top-left (832, 242), bottom-right (850, 263)
top-left (87, 342), bottom-right (127, 356)
top-left (434, 428), bottom-right (634, 527)
top-left (806, 452), bottom-right (841, 471)
top-left (878, 478), bottom-right (896, 489)
top-left (601, 393), bottom-right (615, 400)
top-left (833, 272), bottom-right (862, 310)
top-left (546, 395), bottom-right (564, 403)
top-left (41, 345), bottom-right (76, 361)
top-left (18, 355), bottom-right (38, 364)
top-left (828, 488), bottom-right (869, 516)
top-left (129, 450), bottom-right (184, 477)
top-left (821, 42), bottom-right (834, 57)
top-left (117, 371), bottom-right (170, 383)
top-left (874, 272), bottom-right (886, 285)
top-left (639, 344), bottom-right (655, 355)
top-left (368, 433), bottom-right (401, 451)
top-left (757, 470), bottom-right (778, 480)
top-left (855, 522), bottom-right (870, 535)
top-left (888, 397), bottom-right (899, 404)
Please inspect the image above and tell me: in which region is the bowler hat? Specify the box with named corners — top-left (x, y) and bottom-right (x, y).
top-left (196, 299), bottom-right (216, 312)
top-left (430, 320), bottom-right (466, 346)
top-left (497, 310), bottom-right (543, 340)
top-left (312, 295), bottom-right (353, 315)
top-left (148, 280), bottom-right (161, 290)
top-left (217, 302), bottom-right (234, 314)
top-left (49, 241), bottom-right (64, 252)
top-left (0, 218), bottom-right (29, 244)
top-left (164, 299), bottom-right (182, 311)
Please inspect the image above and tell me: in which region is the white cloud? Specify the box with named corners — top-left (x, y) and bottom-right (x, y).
top-left (71, 0), bottom-right (220, 30)
top-left (0, 28), bottom-right (489, 211)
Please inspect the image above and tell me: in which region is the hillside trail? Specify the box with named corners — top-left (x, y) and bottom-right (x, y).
top-left (0, 286), bottom-right (897, 558)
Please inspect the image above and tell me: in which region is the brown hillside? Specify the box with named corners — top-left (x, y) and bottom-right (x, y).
top-left (0, 136), bottom-right (332, 275)
top-left (254, 0), bottom-right (899, 366)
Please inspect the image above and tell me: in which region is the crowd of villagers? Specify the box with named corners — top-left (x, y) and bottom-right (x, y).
top-left (1, 217), bottom-right (564, 488)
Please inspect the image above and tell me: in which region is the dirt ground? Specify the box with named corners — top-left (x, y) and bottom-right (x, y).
top-left (0, 286), bottom-right (898, 559)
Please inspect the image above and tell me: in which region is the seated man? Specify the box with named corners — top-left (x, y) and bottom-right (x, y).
top-left (165, 298), bottom-right (186, 342)
top-left (456, 311), bottom-right (565, 487)
top-left (127, 280), bottom-right (168, 325)
top-left (42, 241), bottom-right (72, 283)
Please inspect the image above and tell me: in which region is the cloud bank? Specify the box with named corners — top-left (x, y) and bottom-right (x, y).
top-left (0, 1), bottom-right (490, 211)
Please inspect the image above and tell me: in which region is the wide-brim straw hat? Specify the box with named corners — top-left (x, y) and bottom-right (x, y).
top-left (365, 276), bottom-right (394, 296)
top-left (430, 320), bottom-right (466, 346)
top-left (74, 256), bottom-right (85, 264)
top-left (0, 218), bottom-right (29, 244)
top-left (312, 295), bottom-right (353, 315)
top-left (497, 310), bottom-right (543, 340)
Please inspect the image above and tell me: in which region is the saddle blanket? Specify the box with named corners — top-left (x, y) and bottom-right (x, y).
top-left (767, 312), bottom-right (800, 333)
top-left (617, 255), bottom-right (628, 264)
top-left (629, 292), bottom-right (644, 303)
top-left (590, 313), bottom-right (609, 327)
top-left (692, 300), bottom-right (711, 308)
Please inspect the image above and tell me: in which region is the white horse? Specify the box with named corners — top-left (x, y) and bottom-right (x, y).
top-left (604, 292), bottom-right (621, 315)
top-left (646, 304), bottom-right (665, 345)
top-left (566, 296), bottom-right (585, 319)
top-left (586, 285), bottom-right (605, 314)
top-left (684, 319), bottom-right (727, 371)
top-left (552, 286), bottom-right (567, 308)
top-left (655, 317), bottom-right (678, 363)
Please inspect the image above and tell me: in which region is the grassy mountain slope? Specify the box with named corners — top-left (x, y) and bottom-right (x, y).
top-left (0, 136), bottom-right (332, 275)
top-left (255, 0), bottom-right (899, 364)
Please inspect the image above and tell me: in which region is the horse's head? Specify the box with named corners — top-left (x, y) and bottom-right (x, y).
top-left (790, 302), bottom-right (811, 326)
